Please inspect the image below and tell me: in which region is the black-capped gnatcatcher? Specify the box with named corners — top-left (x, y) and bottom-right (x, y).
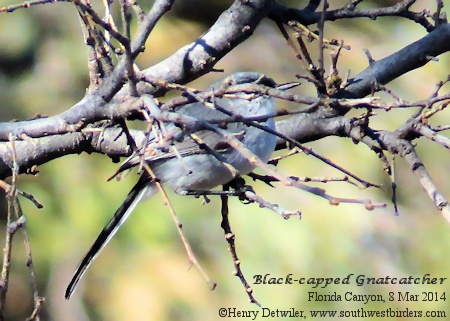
top-left (65, 72), bottom-right (298, 299)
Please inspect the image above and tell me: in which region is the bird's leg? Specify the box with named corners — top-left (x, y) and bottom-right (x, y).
top-left (226, 177), bottom-right (255, 204)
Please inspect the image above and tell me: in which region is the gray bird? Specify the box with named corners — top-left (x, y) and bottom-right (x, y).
top-left (65, 72), bottom-right (296, 299)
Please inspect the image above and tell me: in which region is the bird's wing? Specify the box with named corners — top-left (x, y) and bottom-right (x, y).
top-left (109, 98), bottom-right (248, 179)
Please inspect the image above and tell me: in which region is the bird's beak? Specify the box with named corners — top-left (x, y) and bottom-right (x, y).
top-left (276, 82), bottom-right (301, 91)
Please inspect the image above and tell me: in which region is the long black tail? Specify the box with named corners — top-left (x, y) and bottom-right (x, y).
top-left (65, 176), bottom-right (154, 299)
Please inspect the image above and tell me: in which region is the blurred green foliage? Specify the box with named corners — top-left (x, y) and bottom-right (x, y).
top-left (0, 0), bottom-right (449, 320)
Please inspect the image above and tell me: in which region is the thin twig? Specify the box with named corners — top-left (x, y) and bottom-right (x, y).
top-left (317, 0), bottom-right (327, 86)
top-left (0, 181), bottom-right (43, 209)
top-left (141, 155), bottom-right (216, 290)
top-left (414, 123), bottom-right (450, 150)
top-left (220, 184), bottom-right (260, 306)
top-left (243, 187), bottom-right (301, 220)
top-left (11, 135), bottom-right (43, 320)
top-left (181, 184), bottom-right (301, 220)
top-left (248, 172), bottom-right (355, 187)
top-left (0, 137), bottom-right (28, 320)
top-left (391, 155), bottom-right (399, 216)
top-left (209, 120), bottom-right (384, 209)
top-left (0, 0), bottom-right (69, 13)
top-left (403, 143), bottom-right (450, 222)
top-left (72, 0), bottom-right (130, 47)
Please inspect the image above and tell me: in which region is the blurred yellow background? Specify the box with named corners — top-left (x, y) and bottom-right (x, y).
top-left (0, 0), bottom-right (449, 320)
